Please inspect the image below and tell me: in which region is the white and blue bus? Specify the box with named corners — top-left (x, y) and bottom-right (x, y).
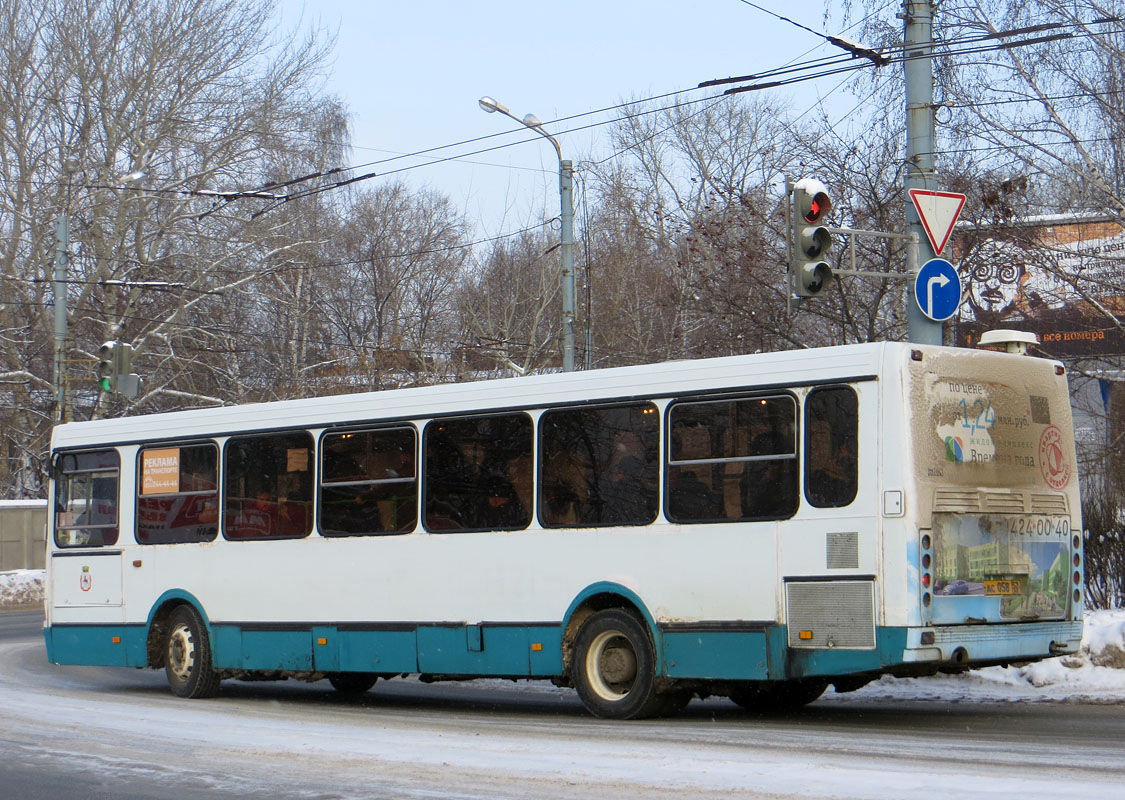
top-left (44, 341), bottom-right (1084, 718)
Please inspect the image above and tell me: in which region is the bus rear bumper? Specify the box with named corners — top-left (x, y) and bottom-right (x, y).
top-left (902, 619), bottom-right (1083, 667)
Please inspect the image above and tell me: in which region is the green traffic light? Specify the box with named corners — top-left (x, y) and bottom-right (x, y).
top-left (99, 377), bottom-right (112, 392)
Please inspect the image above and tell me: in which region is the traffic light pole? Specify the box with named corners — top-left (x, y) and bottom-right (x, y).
top-left (52, 213), bottom-right (69, 423)
top-left (904, 0), bottom-right (943, 345)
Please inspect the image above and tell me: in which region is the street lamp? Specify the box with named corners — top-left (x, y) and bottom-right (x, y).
top-left (479, 96), bottom-right (576, 372)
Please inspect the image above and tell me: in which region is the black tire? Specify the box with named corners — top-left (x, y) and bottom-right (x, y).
top-left (656, 688), bottom-right (693, 716)
top-left (571, 609), bottom-right (668, 720)
top-left (729, 678), bottom-right (828, 713)
top-left (328, 673), bottom-right (379, 695)
top-left (164, 605), bottom-right (220, 699)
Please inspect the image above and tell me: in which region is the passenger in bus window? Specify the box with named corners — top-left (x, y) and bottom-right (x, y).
top-left (806, 418), bottom-right (857, 507)
top-left (540, 447), bottom-right (589, 525)
top-left (736, 411), bottom-right (797, 518)
top-left (597, 431), bottom-right (657, 524)
top-left (668, 424), bottom-right (720, 522)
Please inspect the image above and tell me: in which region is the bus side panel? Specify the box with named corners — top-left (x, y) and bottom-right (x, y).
top-left (335, 628), bottom-right (419, 674)
top-left (417, 625), bottom-right (532, 676)
top-left (783, 626), bottom-right (908, 679)
top-left (662, 630), bottom-right (769, 680)
top-left (234, 627), bottom-right (313, 671)
top-left (44, 624), bottom-right (147, 667)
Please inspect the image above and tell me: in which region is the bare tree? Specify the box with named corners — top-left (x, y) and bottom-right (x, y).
top-left (0, 0), bottom-right (340, 495)
top-left (458, 224), bottom-right (562, 376)
top-left (315, 182), bottom-right (470, 390)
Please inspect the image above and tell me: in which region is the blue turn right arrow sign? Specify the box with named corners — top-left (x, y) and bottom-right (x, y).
top-left (914, 258), bottom-right (962, 322)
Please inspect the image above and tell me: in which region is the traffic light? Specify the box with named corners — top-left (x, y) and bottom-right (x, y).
top-left (114, 342), bottom-right (139, 398)
top-left (789, 178), bottom-right (834, 298)
top-left (97, 341), bottom-right (117, 392)
top-left (114, 341), bottom-right (133, 377)
top-left (96, 340), bottom-right (139, 397)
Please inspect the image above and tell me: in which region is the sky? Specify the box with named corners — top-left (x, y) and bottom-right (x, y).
top-left (273, 1), bottom-right (872, 235)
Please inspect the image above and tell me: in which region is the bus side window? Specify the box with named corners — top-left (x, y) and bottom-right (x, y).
top-left (804, 387), bottom-right (859, 508)
top-left (668, 396), bottom-right (797, 523)
top-left (137, 443), bottom-right (219, 544)
top-left (320, 427), bottom-right (417, 536)
top-left (223, 432), bottom-right (314, 540)
top-left (54, 449), bottom-right (121, 547)
top-left (540, 404), bottom-right (658, 528)
top-left (423, 414), bottom-right (532, 532)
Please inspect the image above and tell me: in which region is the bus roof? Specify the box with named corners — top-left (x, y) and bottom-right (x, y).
top-left (52, 342), bottom-right (910, 450)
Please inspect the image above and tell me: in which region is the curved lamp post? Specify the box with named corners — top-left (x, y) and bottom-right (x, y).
top-left (479, 96), bottom-right (575, 372)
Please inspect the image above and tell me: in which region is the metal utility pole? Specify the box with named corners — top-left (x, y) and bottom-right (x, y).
top-left (558, 159), bottom-right (576, 372)
top-left (904, 0), bottom-right (943, 344)
top-left (52, 213), bottom-right (69, 423)
top-left (479, 96), bottom-right (577, 372)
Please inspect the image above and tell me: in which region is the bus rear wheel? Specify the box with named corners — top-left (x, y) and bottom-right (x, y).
top-left (572, 609), bottom-right (669, 720)
top-left (165, 605), bottom-right (220, 699)
top-left (729, 678), bottom-right (828, 713)
top-left (328, 673), bottom-right (379, 695)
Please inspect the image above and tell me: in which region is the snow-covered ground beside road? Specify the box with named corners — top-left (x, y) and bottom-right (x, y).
top-left (5, 568), bottom-right (1125, 704)
top-left (0, 569), bottom-right (43, 607)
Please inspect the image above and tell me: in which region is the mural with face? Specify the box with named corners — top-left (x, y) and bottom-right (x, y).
top-left (961, 238), bottom-right (1029, 322)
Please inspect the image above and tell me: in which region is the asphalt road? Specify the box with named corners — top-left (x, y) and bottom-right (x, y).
top-left (4, 610), bottom-right (1125, 799)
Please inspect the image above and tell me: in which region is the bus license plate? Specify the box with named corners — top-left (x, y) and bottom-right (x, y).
top-left (984, 579), bottom-right (1022, 596)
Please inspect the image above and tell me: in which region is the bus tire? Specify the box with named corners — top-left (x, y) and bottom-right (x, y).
top-left (729, 678), bottom-right (827, 713)
top-left (165, 605), bottom-right (220, 699)
top-left (572, 608), bottom-right (665, 720)
top-left (328, 673), bottom-right (379, 695)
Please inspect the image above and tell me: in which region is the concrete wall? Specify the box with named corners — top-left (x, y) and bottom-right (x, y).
top-left (0, 501), bottom-right (47, 571)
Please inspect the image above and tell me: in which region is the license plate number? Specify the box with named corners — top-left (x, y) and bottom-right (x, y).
top-left (985, 579), bottom-right (1022, 596)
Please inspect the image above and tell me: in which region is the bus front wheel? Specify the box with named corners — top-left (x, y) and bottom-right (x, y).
top-left (165, 605), bottom-right (220, 699)
top-left (572, 609), bottom-right (666, 719)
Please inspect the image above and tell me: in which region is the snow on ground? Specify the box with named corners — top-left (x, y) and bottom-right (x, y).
top-left (0, 569), bottom-right (43, 607)
top-left (4, 568), bottom-right (1125, 704)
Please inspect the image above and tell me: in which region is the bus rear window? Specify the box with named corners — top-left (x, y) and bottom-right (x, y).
top-left (54, 449), bottom-right (120, 547)
top-left (137, 444), bottom-right (219, 544)
top-left (321, 427), bottom-right (417, 535)
top-left (223, 432), bottom-right (314, 539)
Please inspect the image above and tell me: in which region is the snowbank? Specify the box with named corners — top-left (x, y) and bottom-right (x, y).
top-left (0, 569), bottom-right (44, 607)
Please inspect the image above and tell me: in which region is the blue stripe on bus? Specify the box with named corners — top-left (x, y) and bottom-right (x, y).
top-left (784, 627), bottom-right (909, 678)
top-left (49, 619), bottom-right (1069, 683)
top-left (208, 623), bottom-right (566, 676)
top-left (44, 624), bottom-right (147, 667)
